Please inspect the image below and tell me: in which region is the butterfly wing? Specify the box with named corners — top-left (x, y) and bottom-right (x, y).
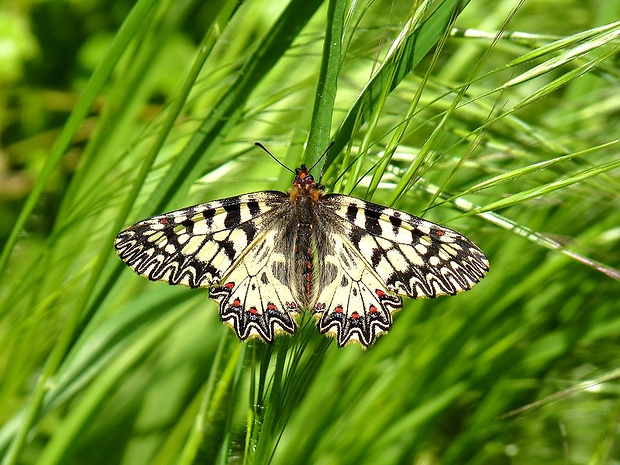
top-left (313, 195), bottom-right (489, 347)
top-left (313, 232), bottom-right (403, 347)
top-left (115, 191), bottom-right (299, 342)
top-left (209, 227), bottom-right (300, 342)
top-left (115, 192), bottom-right (286, 287)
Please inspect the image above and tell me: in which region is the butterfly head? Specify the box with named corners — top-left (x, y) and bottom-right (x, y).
top-left (293, 165), bottom-right (317, 188)
top-left (290, 165), bottom-right (324, 203)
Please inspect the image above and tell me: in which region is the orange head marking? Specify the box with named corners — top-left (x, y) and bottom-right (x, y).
top-left (293, 165), bottom-right (318, 189)
top-left (290, 165), bottom-right (324, 203)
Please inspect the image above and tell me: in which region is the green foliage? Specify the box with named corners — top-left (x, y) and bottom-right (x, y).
top-left (1, 0), bottom-right (619, 464)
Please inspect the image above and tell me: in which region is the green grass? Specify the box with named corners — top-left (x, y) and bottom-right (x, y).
top-left (1, 0), bottom-right (620, 464)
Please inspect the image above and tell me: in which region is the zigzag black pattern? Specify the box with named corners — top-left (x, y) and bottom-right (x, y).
top-left (115, 165), bottom-right (489, 348)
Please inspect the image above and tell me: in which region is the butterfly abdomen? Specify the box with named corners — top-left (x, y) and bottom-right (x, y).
top-left (293, 223), bottom-right (314, 302)
top-left (284, 190), bottom-right (319, 308)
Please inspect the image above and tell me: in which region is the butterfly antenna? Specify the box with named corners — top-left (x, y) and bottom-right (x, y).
top-left (309, 141), bottom-right (335, 183)
top-left (255, 142), bottom-right (295, 174)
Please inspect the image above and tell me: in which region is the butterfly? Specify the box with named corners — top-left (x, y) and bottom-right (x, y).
top-left (115, 162), bottom-right (488, 347)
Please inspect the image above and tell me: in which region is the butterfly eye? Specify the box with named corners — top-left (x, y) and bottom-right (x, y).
top-left (302, 173), bottom-right (314, 186)
top-left (293, 170), bottom-right (316, 188)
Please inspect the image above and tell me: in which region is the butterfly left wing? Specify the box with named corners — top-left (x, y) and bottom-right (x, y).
top-left (314, 195), bottom-right (489, 347)
top-left (209, 227), bottom-right (300, 342)
top-left (115, 192), bottom-right (300, 342)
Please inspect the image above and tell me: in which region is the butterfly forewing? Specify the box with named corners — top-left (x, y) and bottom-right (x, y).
top-left (321, 195), bottom-right (489, 300)
top-left (115, 164), bottom-right (488, 348)
top-left (115, 192), bottom-right (287, 288)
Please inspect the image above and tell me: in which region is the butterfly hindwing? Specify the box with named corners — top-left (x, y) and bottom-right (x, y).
top-left (209, 228), bottom-right (299, 342)
top-left (313, 233), bottom-right (403, 347)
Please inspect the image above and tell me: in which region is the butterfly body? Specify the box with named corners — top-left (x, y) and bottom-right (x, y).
top-left (115, 165), bottom-right (488, 347)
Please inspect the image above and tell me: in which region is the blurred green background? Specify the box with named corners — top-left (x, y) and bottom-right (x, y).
top-left (1, 0), bottom-right (619, 464)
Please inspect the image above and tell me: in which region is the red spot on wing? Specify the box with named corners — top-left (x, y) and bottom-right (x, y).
top-left (249, 307), bottom-right (258, 315)
top-left (434, 229), bottom-right (444, 236)
top-left (159, 218), bottom-right (169, 225)
top-left (225, 282), bottom-right (235, 290)
top-left (369, 305), bottom-right (378, 314)
top-left (233, 298), bottom-right (241, 307)
top-left (351, 312), bottom-right (360, 320)
top-left (334, 305), bottom-right (343, 314)
top-left (375, 289), bottom-right (386, 297)
top-left (267, 302), bottom-right (277, 311)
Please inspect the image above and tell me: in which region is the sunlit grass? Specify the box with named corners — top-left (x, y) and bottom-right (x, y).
top-left (1, 0), bottom-right (619, 464)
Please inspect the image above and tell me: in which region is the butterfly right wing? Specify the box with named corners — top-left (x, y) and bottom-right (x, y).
top-left (115, 191), bottom-right (300, 342)
top-left (312, 194), bottom-right (488, 347)
top-left (322, 195), bottom-right (489, 299)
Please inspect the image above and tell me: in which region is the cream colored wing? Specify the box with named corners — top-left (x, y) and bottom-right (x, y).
top-left (322, 195), bottom-right (489, 299)
top-left (209, 228), bottom-right (300, 342)
top-left (313, 233), bottom-right (402, 348)
top-left (114, 192), bottom-right (287, 288)
top-left (313, 194), bottom-right (488, 347)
